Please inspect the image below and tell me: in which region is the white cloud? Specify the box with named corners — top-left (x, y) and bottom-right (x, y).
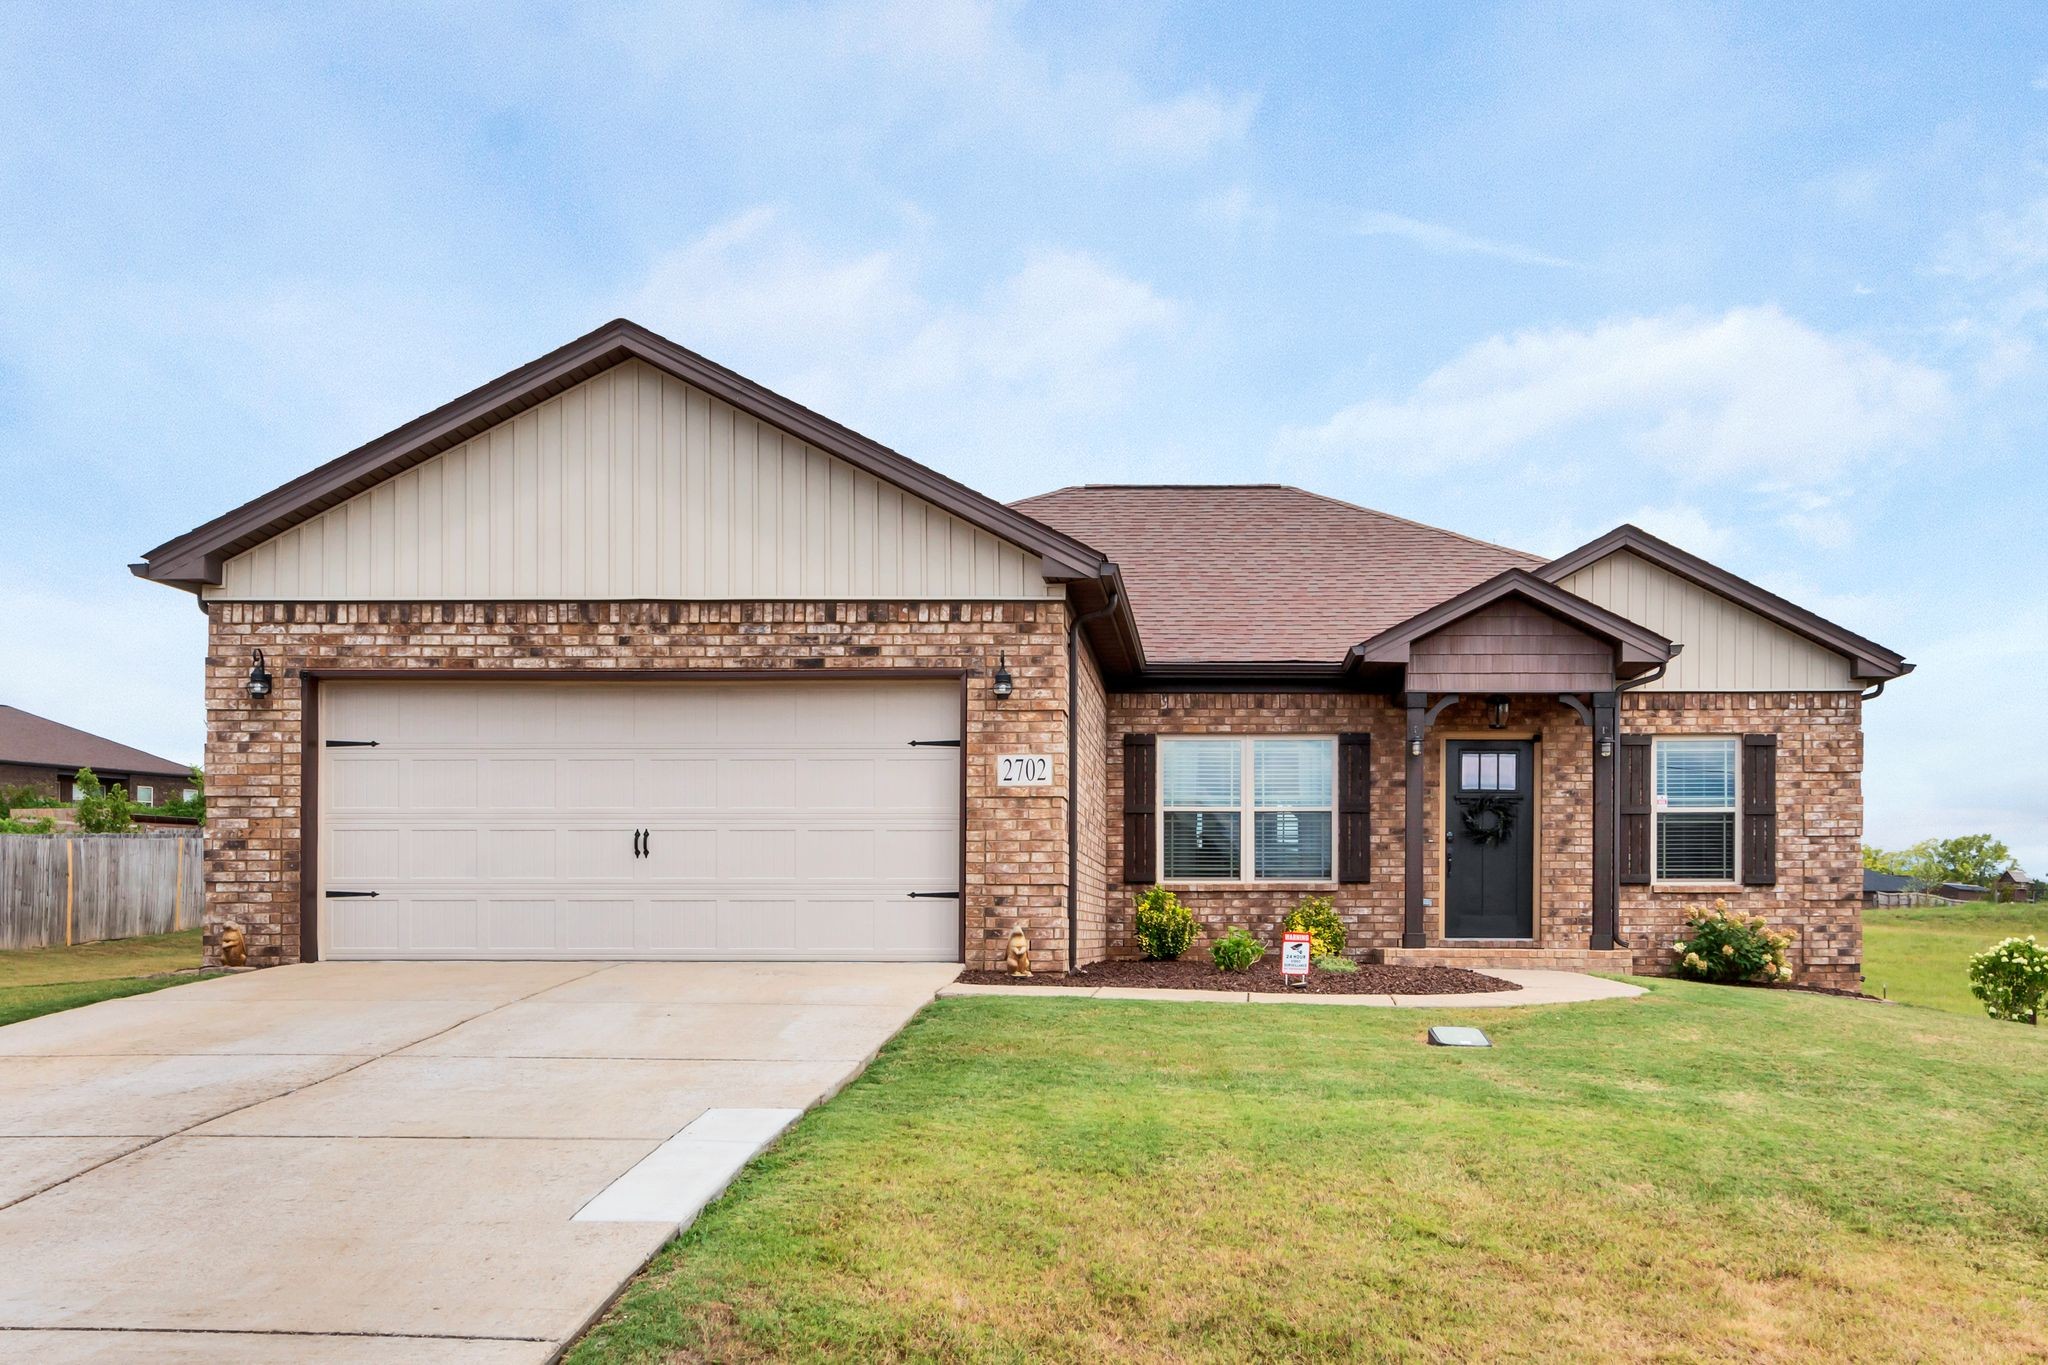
top-left (1618, 504), bottom-right (1732, 558)
top-left (1279, 305), bottom-right (1950, 487)
top-left (1356, 211), bottom-right (1576, 269)
top-left (603, 0), bottom-right (1256, 167)
top-left (626, 208), bottom-right (1181, 460)
top-left (1933, 196), bottom-right (2048, 280)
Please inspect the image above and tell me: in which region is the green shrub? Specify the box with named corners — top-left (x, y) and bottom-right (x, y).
top-left (1133, 887), bottom-right (1196, 961)
top-left (1313, 953), bottom-right (1357, 974)
top-left (1673, 901), bottom-right (1792, 984)
top-left (71, 768), bottom-right (133, 835)
top-left (1211, 926), bottom-right (1264, 973)
top-left (0, 815), bottom-right (55, 835)
top-left (0, 784), bottom-right (47, 818)
top-left (1284, 896), bottom-right (1346, 959)
top-left (144, 767), bottom-right (205, 820)
top-left (1968, 936), bottom-right (2048, 1025)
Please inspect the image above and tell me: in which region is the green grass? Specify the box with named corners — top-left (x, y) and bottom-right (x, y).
top-left (0, 928), bottom-right (207, 1026)
top-left (1864, 902), bottom-right (2048, 1015)
top-left (572, 983), bottom-right (2048, 1364)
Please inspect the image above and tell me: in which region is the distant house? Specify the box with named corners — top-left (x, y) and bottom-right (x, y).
top-left (1863, 871), bottom-right (1915, 905)
top-left (1993, 869), bottom-right (2039, 902)
top-left (1933, 881), bottom-right (1992, 903)
top-left (0, 706), bottom-right (194, 808)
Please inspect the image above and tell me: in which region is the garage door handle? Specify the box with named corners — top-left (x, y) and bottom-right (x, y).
top-left (907, 891), bottom-right (961, 899)
top-left (324, 890), bottom-right (379, 898)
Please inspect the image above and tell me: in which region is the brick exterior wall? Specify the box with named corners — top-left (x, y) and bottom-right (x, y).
top-left (203, 600), bottom-right (1076, 972)
top-left (1619, 690), bottom-right (1864, 991)
top-left (1072, 639), bottom-right (1110, 968)
top-left (199, 597), bottom-right (1865, 990)
top-left (1100, 689), bottom-right (1865, 989)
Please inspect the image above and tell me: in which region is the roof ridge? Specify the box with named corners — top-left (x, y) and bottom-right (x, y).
top-left (1285, 487), bottom-right (1545, 563)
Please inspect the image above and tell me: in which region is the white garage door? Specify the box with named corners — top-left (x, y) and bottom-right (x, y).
top-left (317, 679), bottom-right (962, 961)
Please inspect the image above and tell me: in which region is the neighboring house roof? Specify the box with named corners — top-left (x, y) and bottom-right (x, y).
top-left (0, 706), bottom-right (190, 779)
top-left (1863, 871), bottom-right (1914, 895)
top-left (1935, 881), bottom-right (1990, 896)
top-left (1011, 485), bottom-right (1542, 664)
top-left (133, 318), bottom-right (1111, 592)
top-left (1537, 524), bottom-right (1912, 683)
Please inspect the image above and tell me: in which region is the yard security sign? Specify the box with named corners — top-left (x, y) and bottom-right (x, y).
top-left (1281, 931), bottom-right (1312, 982)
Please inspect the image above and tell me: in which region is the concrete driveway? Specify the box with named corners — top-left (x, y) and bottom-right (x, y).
top-left (0, 960), bottom-right (958, 1363)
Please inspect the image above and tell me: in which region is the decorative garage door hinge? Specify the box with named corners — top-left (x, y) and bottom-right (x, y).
top-left (907, 739), bottom-right (963, 747)
top-left (324, 739), bottom-right (380, 747)
top-left (323, 890), bottom-right (380, 898)
top-left (907, 891), bottom-right (962, 899)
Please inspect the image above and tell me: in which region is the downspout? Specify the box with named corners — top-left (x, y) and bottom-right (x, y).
top-left (1601, 657), bottom-right (1672, 950)
top-left (1066, 581), bottom-right (1123, 974)
top-left (1859, 680), bottom-right (1885, 702)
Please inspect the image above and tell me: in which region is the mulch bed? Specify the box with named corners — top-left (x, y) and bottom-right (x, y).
top-left (956, 957), bottom-right (1518, 996)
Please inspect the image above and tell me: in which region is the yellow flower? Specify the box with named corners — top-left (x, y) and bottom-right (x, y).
top-left (1722, 944), bottom-right (1736, 957)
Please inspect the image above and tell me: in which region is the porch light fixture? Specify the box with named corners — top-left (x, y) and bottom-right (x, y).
top-left (1487, 696), bottom-right (1510, 729)
top-left (246, 649), bottom-right (274, 701)
top-left (1408, 733), bottom-right (1423, 759)
top-left (1598, 726), bottom-right (1615, 760)
top-left (991, 653), bottom-right (1014, 701)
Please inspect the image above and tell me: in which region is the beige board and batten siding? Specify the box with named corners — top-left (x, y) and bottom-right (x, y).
top-left (207, 360), bottom-right (1059, 603)
top-left (1558, 550), bottom-right (1855, 691)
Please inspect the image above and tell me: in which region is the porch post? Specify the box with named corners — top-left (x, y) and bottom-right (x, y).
top-left (1591, 690), bottom-right (1619, 950)
top-left (1403, 691), bottom-right (1427, 948)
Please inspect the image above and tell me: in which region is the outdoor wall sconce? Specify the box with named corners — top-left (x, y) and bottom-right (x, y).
top-left (246, 649), bottom-right (274, 700)
top-left (1487, 696), bottom-right (1510, 729)
top-left (1407, 733), bottom-right (1423, 758)
top-left (1598, 727), bottom-right (1615, 760)
top-left (991, 653), bottom-right (1014, 701)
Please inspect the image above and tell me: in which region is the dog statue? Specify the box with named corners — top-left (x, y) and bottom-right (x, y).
top-left (1005, 923), bottom-right (1033, 977)
top-left (219, 924), bottom-right (248, 968)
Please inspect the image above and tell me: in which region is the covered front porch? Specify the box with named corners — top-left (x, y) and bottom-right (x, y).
top-left (1345, 570), bottom-right (1676, 971)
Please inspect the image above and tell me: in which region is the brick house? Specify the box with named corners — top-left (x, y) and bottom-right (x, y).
top-left (0, 704), bottom-right (195, 809)
top-left (134, 320), bottom-right (1909, 988)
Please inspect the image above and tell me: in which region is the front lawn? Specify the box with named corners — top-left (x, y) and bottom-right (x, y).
top-left (1863, 902), bottom-right (2048, 1015)
top-left (573, 982), bottom-right (2047, 1363)
top-left (0, 928), bottom-right (207, 1027)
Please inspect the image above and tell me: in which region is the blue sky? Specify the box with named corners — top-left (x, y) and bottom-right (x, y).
top-left (3, 3), bottom-right (2045, 866)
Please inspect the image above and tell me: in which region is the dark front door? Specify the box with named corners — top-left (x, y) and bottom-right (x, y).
top-left (1444, 740), bottom-right (1534, 939)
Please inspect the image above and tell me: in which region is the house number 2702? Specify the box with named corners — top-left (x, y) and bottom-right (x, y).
top-left (997, 754), bottom-right (1053, 786)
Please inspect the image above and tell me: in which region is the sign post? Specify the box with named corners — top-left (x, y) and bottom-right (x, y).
top-left (1280, 931), bottom-right (1313, 987)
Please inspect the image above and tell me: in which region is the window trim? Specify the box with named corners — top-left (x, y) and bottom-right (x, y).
top-left (133, 784), bottom-right (156, 806)
top-left (1650, 735), bottom-right (1741, 887)
top-left (1157, 735), bottom-right (1339, 886)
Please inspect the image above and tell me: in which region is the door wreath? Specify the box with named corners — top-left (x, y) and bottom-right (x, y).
top-left (1456, 794), bottom-right (1518, 847)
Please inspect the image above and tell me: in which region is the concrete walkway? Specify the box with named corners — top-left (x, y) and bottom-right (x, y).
top-left (0, 960), bottom-right (959, 1363)
top-left (940, 968), bottom-right (1645, 1007)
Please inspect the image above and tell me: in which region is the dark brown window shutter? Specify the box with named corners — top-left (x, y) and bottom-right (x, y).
top-left (1620, 736), bottom-right (1652, 885)
top-left (1338, 731), bottom-right (1371, 883)
top-left (1122, 733), bottom-right (1156, 884)
top-left (1741, 733), bottom-right (1778, 886)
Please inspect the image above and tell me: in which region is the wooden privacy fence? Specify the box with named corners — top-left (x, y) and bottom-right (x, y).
top-left (0, 831), bottom-right (203, 950)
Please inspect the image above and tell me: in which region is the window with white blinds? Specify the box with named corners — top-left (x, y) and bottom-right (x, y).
top-left (1161, 737), bottom-right (1335, 881)
top-left (1653, 737), bottom-right (1737, 881)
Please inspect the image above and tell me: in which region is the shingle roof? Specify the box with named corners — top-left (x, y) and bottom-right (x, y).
top-left (1011, 485), bottom-right (1543, 664)
top-left (0, 706), bottom-right (191, 777)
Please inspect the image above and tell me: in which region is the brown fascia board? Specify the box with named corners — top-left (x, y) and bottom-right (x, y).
top-left (1535, 524), bottom-right (1912, 682)
top-left (133, 318), bottom-right (1109, 589)
top-left (1346, 568), bottom-right (1676, 671)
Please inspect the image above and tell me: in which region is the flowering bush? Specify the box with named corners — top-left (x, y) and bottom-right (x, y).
top-left (1210, 926), bottom-right (1264, 973)
top-left (1133, 887), bottom-right (1196, 961)
top-left (1283, 896), bottom-right (1347, 959)
top-left (1967, 936), bottom-right (2048, 1025)
top-left (1672, 901), bottom-right (1793, 984)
